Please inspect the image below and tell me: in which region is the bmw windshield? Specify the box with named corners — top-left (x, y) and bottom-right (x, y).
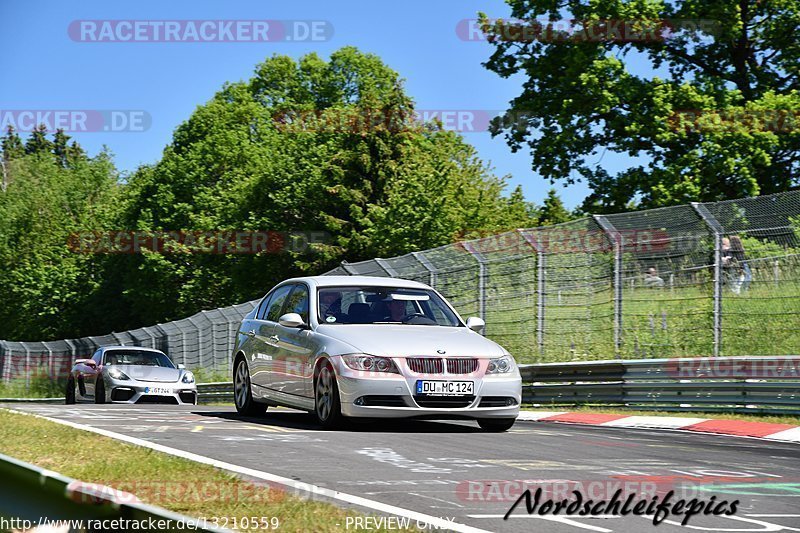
top-left (317, 286), bottom-right (461, 326)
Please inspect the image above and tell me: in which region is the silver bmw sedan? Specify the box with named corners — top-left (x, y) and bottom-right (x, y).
top-left (232, 276), bottom-right (521, 431)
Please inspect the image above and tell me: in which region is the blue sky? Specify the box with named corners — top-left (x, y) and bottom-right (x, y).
top-left (0, 0), bottom-right (625, 208)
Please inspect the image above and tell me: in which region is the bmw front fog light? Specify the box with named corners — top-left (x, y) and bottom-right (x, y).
top-left (486, 355), bottom-right (515, 375)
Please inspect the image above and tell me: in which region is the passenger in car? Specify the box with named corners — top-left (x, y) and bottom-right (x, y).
top-left (319, 290), bottom-right (343, 318)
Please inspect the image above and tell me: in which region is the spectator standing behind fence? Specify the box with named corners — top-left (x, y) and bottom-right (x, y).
top-left (643, 267), bottom-right (665, 288)
top-left (722, 236), bottom-right (751, 294)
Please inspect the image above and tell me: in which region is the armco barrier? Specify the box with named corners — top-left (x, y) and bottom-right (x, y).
top-left (0, 382), bottom-right (234, 404)
top-left (197, 356), bottom-right (800, 415)
top-left (0, 452), bottom-right (226, 532)
top-left (522, 356), bottom-right (800, 414)
top-left (3, 358), bottom-right (798, 414)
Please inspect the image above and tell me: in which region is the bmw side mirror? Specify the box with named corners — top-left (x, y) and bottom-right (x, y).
top-left (466, 317), bottom-right (485, 334)
top-left (279, 312), bottom-right (306, 328)
top-left (177, 364), bottom-right (186, 370)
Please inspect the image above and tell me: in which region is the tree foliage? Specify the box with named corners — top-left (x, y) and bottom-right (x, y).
top-left (481, 0), bottom-right (800, 212)
top-left (0, 48), bottom-right (537, 339)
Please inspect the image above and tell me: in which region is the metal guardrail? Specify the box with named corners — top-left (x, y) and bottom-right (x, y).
top-left (0, 452), bottom-right (227, 531)
top-left (521, 356), bottom-right (800, 414)
top-left (197, 382), bottom-right (233, 403)
top-left (0, 383), bottom-right (233, 404)
top-left (5, 358), bottom-right (800, 415)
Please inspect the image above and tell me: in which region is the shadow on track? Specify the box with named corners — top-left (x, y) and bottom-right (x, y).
top-left (193, 409), bottom-right (483, 433)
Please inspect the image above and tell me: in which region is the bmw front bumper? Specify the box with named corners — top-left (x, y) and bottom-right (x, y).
top-left (331, 358), bottom-right (521, 419)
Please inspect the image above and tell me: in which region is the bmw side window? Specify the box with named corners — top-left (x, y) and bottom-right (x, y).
top-left (256, 293), bottom-right (273, 320)
top-left (284, 285), bottom-right (309, 323)
top-left (265, 284), bottom-right (294, 322)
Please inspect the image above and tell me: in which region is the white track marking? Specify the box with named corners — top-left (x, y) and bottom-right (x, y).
top-left (468, 514), bottom-right (616, 532)
top-left (3, 408), bottom-right (490, 533)
top-left (766, 427), bottom-right (800, 443)
top-left (516, 411), bottom-right (568, 421)
top-left (600, 416), bottom-right (708, 429)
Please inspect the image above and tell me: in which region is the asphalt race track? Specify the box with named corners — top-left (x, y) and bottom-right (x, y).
top-left (6, 404), bottom-right (800, 533)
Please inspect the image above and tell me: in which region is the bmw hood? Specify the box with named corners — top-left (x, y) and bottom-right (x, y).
top-left (316, 325), bottom-right (508, 358)
top-left (107, 365), bottom-right (182, 383)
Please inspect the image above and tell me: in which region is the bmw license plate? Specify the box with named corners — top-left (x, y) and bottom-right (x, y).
top-left (143, 386), bottom-right (172, 395)
top-left (416, 380), bottom-right (474, 396)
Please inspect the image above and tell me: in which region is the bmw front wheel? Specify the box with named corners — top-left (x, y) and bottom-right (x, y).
top-left (314, 361), bottom-right (344, 429)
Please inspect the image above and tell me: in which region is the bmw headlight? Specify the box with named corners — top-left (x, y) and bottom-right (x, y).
top-left (486, 355), bottom-right (515, 375)
top-left (342, 355), bottom-right (399, 374)
top-left (181, 371), bottom-right (195, 384)
top-left (107, 367), bottom-right (130, 380)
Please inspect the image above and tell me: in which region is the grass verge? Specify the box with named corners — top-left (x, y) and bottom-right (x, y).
top-left (0, 409), bottom-right (400, 532)
top-left (522, 405), bottom-right (800, 425)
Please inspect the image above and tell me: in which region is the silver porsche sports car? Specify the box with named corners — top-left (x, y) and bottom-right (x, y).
top-left (232, 276), bottom-right (521, 431)
top-left (66, 346), bottom-right (197, 405)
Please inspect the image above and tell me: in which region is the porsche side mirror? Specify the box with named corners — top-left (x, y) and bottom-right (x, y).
top-left (177, 364), bottom-right (186, 370)
top-left (466, 317), bottom-right (485, 334)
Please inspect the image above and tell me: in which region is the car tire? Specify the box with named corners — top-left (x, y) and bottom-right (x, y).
top-left (477, 418), bottom-right (516, 432)
top-left (314, 361), bottom-right (344, 430)
top-left (94, 378), bottom-right (106, 404)
top-left (234, 358), bottom-right (267, 416)
top-left (65, 376), bottom-right (76, 405)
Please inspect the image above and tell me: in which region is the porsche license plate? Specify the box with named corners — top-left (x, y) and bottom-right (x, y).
top-left (416, 380), bottom-right (474, 396)
top-left (143, 386), bottom-right (172, 395)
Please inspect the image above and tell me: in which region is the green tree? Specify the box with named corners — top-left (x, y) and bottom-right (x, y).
top-left (2, 126), bottom-right (24, 162)
top-left (53, 129), bottom-right (70, 167)
top-left (538, 188), bottom-right (573, 226)
top-left (480, 0), bottom-right (800, 212)
top-left (0, 145), bottom-right (119, 340)
top-left (113, 47), bottom-right (536, 326)
top-left (24, 124), bottom-right (53, 155)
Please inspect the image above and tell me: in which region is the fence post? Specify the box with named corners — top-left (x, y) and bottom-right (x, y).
top-left (518, 230), bottom-right (546, 355)
top-left (187, 316), bottom-right (203, 370)
top-left (0, 340), bottom-right (7, 383)
top-left (23, 343), bottom-right (31, 388)
top-left (593, 215), bottom-right (623, 354)
top-left (462, 242), bottom-right (487, 326)
top-left (374, 258), bottom-right (398, 277)
top-left (412, 251), bottom-right (437, 288)
top-left (691, 202), bottom-right (724, 357)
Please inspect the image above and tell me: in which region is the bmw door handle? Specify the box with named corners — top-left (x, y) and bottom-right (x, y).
top-left (247, 330), bottom-right (256, 337)
top-left (269, 334), bottom-right (279, 343)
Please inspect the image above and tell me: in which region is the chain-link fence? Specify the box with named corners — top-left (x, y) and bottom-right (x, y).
top-left (1, 191), bottom-right (798, 389)
top-left (0, 301), bottom-right (257, 389)
top-left (328, 191), bottom-right (800, 362)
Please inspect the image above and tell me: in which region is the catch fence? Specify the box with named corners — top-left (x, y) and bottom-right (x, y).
top-left (0, 191), bottom-right (798, 387)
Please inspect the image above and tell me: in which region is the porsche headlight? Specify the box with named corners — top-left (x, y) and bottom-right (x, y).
top-left (486, 355), bottom-right (515, 375)
top-left (181, 371), bottom-right (195, 384)
top-left (107, 367), bottom-right (130, 380)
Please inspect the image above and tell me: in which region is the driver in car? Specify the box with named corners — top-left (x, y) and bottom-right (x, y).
top-left (319, 290), bottom-right (343, 319)
top-left (385, 299), bottom-right (407, 322)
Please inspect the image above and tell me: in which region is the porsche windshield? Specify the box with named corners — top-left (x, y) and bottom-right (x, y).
top-left (104, 350), bottom-right (175, 368)
top-left (317, 286), bottom-right (461, 326)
